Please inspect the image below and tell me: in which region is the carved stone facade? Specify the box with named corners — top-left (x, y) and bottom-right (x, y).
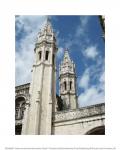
top-left (54, 103), bottom-right (104, 122)
top-left (15, 17), bottom-right (105, 135)
top-left (15, 83), bottom-right (30, 134)
top-left (59, 50), bottom-right (78, 110)
top-left (15, 83), bottom-right (105, 135)
top-left (53, 103), bottom-right (105, 135)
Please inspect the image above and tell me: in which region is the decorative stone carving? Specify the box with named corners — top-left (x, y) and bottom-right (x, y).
top-left (53, 103), bottom-right (105, 122)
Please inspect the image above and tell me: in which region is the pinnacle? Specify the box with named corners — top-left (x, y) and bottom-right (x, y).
top-left (46, 15), bottom-right (51, 24)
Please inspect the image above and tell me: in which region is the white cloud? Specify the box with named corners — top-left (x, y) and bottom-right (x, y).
top-left (64, 40), bottom-right (73, 48)
top-left (75, 27), bottom-right (84, 37)
top-left (15, 16), bottom-right (46, 86)
top-left (75, 16), bottom-right (90, 37)
top-left (99, 71), bottom-right (105, 83)
top-left (78, 68), bottom-right (90, 89)
top-left (78, 65), bottom-right (105, 107)
top-left (80, 16), bottom-right (90, 26)
top-left (83, 45), bottom-right (98, 59)
top-left (56, 47), bottom-right (64, 60)
top-left (77, 60), bottom-right (105, 108)
top-left (99, 71), bottom-right (105, 91)
top-left (16, 16), bottom-right (46, 34)
top-left (78, 86), bottom-right (104, 107)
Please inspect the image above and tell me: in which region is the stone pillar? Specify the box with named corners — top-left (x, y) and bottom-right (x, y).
top-left (21, 98), bottom-right (30, 134)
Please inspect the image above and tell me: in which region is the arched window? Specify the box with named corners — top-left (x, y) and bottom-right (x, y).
top-left (20, 102), bottom-right (25, 119)
top-left (15, 124), bottom-right (22, 135)
top-left (52, 54), bottom-right (55, 65)
top-left (70, 81), bottom-right (72, 90)
top-left (64, 81), bottom-right (67, 90)
top-left (86, 126), bottom-right (105, 135)
top-left (38, 51), bottom-right (42, 60)
top-left (15, 97), bottom-right (25, 120)
top-left (45, 51), bottom-right (49, 60)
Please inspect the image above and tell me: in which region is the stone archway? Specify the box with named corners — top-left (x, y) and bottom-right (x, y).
top-left (86, 126), bottom-right (105, 135)
top-left (15, 124), bottom-right (22, 135)
top-left (15, 96), bottom-right (26, 135)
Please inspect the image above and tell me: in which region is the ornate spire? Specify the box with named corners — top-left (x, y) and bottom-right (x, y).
top-left (36, 16), bottom-right (54, 44)
top-left (46, 16), bottom-right (51, 24)
top-left (59, 48), bottom-right (75, 75)
top-left (59, 48), bottom-right (77, 110)
top-left (63, 48), bottom-right (71, 63)
top-left (44, 15), bottom-right (53, 33)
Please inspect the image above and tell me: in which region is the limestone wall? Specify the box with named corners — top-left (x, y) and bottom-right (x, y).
top-left (52, 103), bottom-right (105, 135)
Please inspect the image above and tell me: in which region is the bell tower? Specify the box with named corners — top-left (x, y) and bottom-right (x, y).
top-left (59, 49), bottom-right (78, 110)
top-left (22, 17), bottom-right (58, 135)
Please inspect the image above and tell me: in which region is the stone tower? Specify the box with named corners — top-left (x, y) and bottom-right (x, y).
top-left (22, 17), bottom-right (58, 135)
top-left (59, 49), bottom-right (78, 110)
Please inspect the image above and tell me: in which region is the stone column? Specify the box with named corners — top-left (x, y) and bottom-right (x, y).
top-left (21, 97), bottom-right (30, 134)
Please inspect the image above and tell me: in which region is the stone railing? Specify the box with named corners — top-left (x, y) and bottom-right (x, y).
top-left (15, 83), bottom-right (30, 96)
top-left (53, 103), bottom-right (105, 122)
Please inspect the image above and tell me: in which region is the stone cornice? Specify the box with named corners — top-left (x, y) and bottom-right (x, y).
top-left (53, 103), bottom-right (105, 123)
top-left (33, 62), bottom-right (55, 68)
top-left (59, 73), bottom-right (76, 79)
top-left (15, 83), bottom-right (30, 90)
top-left (60, 92), bottom-right (76, 95)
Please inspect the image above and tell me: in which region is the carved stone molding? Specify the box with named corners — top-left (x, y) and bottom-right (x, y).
top-left (53, 103), bottom-right (105, 122)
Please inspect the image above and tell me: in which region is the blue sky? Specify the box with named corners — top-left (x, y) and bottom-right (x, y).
top-left (15, 15), bottom-right (105, 107)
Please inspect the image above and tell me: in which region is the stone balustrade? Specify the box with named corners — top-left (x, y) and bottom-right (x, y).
top-left (53, 103), bottom-right (105, 122)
